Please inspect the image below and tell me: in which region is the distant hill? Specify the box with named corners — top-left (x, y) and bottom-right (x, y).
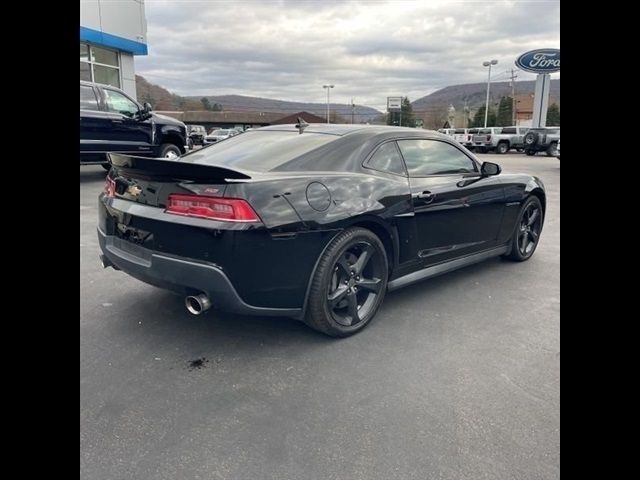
top-left (134, 75), bottom-right (383, 122)
top-left (187, 94), bottom-right (383, 123)
top-left (135, 75), bottom-right (202, 111)
top-left (135, 75), bottom-right (559, 126)
top-left (411, 79), bottom-right (560, 113)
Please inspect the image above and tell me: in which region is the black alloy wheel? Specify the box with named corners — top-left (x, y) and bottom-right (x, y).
top-left (504, 196), bottom-right (543, 261)
top-left (304, 228), bottom-right (388, 337)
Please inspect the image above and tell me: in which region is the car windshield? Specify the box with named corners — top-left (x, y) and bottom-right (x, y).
top-left (182, 130), bottom-right (339, 171)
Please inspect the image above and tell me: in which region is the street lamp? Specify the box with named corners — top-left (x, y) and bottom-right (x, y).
top-left (323, 84), bottom-right (334, 123)
top-left (482, 59), bottom-right (498, 128)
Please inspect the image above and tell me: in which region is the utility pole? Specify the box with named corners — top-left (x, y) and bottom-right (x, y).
top-left (482, 60), bottom-right (498, 128)
top-left (509, 69), bottom-right (518, 125)
top-left (323, 84), bottom-right (334, 123)
top-left (463, 98), bottom-right (468, 128)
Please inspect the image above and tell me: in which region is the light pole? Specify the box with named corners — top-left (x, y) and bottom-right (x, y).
top-left (482, 60), bottom-right (498, 128)
top-left (323, 84), bottom-right (334, 123)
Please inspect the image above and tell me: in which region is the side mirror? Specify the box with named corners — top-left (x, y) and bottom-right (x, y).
top-left (137, 102), bottom-right (153, 121)
top-left (481, 161), bottom-right (501, 176)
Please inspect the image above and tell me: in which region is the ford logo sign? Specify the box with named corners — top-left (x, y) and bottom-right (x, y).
top-left (515, 49), bottom-right (560, 74)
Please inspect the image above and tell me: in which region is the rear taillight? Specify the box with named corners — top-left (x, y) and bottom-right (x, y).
top-left (166, 194), bottom-right (260, 222)
top-left (486, 135), bottom-right (491, 141)
top-left (104, 177), bottom-right (116, 198)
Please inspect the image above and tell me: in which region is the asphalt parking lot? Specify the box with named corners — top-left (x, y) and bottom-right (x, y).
top-left (80, 153), bottom-right (560, 480)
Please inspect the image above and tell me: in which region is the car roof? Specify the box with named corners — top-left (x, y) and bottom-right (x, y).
top-left (80, 80), bottom-right (125, 93)
top-left (258, 123), bottom-right (445, 138)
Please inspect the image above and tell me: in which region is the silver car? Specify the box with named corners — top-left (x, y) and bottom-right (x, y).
top-left (204, 128), bottom-right (239, 144)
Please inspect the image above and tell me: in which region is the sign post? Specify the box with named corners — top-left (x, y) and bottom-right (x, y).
top-left (515, 49), bottom-right (560, 128)
top-left (387, 96), bottom-right (402, 126)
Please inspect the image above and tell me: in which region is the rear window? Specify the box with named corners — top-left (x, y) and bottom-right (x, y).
top-left (454, 129), bottom-right (466, 134)
top-left (501, 127), bottom-right (516, 134)
top-left (183, 131), bottom-right (338, 171)
top-left (468, 129), bottom-right (479, 134)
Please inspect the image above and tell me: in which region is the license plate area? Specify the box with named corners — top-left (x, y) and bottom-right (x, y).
top-left (115, 223), bottom-right (154, 250)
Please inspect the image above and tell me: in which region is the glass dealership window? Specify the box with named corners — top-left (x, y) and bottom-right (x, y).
top-left (80, 43), bottom-right (121, 88)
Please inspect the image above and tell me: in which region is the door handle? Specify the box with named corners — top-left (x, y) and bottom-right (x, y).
top-left (414, 191), bottom-right (434, 202)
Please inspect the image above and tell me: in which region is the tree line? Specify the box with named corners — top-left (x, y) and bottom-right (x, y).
top-left (384, 96), bottom-right (560, 129)
top-left (469, 97), bottom-right (560, 128)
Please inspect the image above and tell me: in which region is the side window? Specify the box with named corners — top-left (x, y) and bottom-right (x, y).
top-left (103, 89), bottom-right (139, 117)
top-left (397, 139), bottom-right (477, 177)
top-left (80, 85), bottom-right (99, 111)
top-left (365, 141), bottom-right (406, 176)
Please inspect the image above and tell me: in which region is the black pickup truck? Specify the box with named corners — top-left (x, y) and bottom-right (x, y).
top-left (80, 81), bottom-right (188, 169)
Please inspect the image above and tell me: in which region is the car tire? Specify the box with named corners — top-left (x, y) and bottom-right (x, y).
top-left (304, 227), bottom-right (388, 337)
top-left (525, 149), bottom-right (536, 156)
top-left (503, 196), bottom-right (544, 262)
top-left (546, 142), bottom-right (558, 157)
top-left (159, 144), bottom-right (181, 159)
top-left (524, 131), bottom-right (538, 146)
top-left (496, 142), bottom-right (509, 154)
top-left (101, 163), bottom-right (111, 171)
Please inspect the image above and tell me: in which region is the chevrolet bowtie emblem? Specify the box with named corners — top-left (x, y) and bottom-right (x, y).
top-left (126, 184), bottom-right (142, 198)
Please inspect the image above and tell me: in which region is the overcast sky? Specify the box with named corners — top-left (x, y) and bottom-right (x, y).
top-left (136, 0), bottom-right (560, 111)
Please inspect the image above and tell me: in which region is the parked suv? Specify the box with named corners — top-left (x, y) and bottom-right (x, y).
top-left (471, 127), bottom-right (503, 153)
top-left (187, 125), bottom-right (207, 146)
top-left (484, 126), bottom-right (530, 154)
top-left (523, 127), bottom-right (560, 156)
top-left (80, 81), bottom-right (188, 169)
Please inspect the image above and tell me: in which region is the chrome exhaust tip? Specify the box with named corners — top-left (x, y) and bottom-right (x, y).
top-left (185, 294), bottom-right (212, 315)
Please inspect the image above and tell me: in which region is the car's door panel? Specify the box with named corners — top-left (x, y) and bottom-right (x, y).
top-left (101, 87), bottom-right (153, 154)
top-left (396, 138), bottom-right (506, 266)
top-left (108, 114), bottom-right (154, 154)
top-left (409, 175), bottom-right (505, 265)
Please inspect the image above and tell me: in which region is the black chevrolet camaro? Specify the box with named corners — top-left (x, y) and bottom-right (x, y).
top-left (98, 124), bottom-right (545, 337)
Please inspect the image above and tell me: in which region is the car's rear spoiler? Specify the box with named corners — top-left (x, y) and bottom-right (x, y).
top-left (107, 153), bottom-right (252, 181)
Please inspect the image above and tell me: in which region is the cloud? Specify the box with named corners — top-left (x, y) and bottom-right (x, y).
top-left (136, 0), bottom-right (560, 111)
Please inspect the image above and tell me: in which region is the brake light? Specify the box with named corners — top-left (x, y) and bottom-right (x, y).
top-left (104, 177), bottom-right (116, 198)
top-left (166, 194), bottom-right (260, 222)
top-left (487, 135), bottom-right (491, 141)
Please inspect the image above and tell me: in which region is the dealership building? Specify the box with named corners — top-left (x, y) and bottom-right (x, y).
top-left (80, 0), bottom-right (148, 99)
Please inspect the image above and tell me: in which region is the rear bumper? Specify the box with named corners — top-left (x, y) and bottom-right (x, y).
top-left (97, 227), bottom-right (302, 318)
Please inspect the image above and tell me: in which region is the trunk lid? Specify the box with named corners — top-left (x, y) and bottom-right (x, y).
top-left (106, 153), bottom-right (251, 208)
